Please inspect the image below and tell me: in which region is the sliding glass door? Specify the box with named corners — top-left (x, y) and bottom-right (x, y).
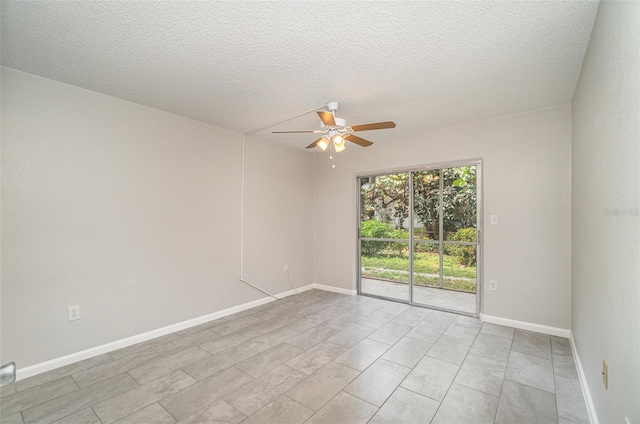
top-left (359, 173), bottom-right (410, 302)
top-left (358, 162), bottom-right (480, 316)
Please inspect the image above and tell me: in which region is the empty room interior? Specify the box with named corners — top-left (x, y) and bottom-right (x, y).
top-left (0, 1), bottom-right (638, 424)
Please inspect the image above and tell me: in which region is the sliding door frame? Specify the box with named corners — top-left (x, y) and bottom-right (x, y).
top-left (356, 158), bottom-right (483, 317)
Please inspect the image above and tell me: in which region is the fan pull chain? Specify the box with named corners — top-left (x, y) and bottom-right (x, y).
top-left (331, 108), bottom-right (338, 168)
top-left (329, 140), bottom-right (336, 168)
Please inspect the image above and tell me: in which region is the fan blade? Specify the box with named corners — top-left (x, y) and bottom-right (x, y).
top-left (345, 134), bottom-right (374, 147)
top-left (306, 137), bottom-right (325, 149)
top-left (350, 121), bottom-right (396, 132)
top-left (317, 110), bottom-right (336, 127)
top-left (272, 130), bottom-right (322, 133)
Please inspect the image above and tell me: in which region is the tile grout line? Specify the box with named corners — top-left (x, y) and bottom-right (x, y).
top-left (13, 293), bottom-right (330, 421)
top-left (376, 312), bottom-right (455, 420)
top-left (1, 376), bottom-right (81, 418)
top-left (493, 326), bottom-right (516, 423)
top-left (90, 405), bottom-right (104, 424)
top-left (550, 339), bottom-right (583, 423)
top-left (158, 401), bottom-right (180, 423)
top-left (285, 315), bottom-right (404, 421)
top-left (426, 317), bottom-right (484, 423)
top-left (296, 359), bottom-right (368, 420)
top-left (171, 294), bottom-right (354, 421)
top-left (449, 379), bottom-right (502, 399)
top-left (15, 291), bottom-right (324, 391)
top-left (17, 293), bottom-right (549, 424)
top-left (15, 355), bottom-right (118, 394)
top-left (29, 370), bottom-right (143, 423)
top-left (364, 313), bottom-right (474, 420)
top-left (551, 339), bottom-right (561, 422)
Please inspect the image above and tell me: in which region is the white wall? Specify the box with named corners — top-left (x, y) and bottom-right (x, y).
top-left (571, 1), bottom-right (640, 423)
top-left (0, 67), bottom-right (314, 367)
top-left (243, 136), bottom-right (314, 292)
top-left (313, 105), bottom-right (572, 329)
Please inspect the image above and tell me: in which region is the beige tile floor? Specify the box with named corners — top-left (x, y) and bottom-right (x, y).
top-left (0, 290), bottom-right (589, 424)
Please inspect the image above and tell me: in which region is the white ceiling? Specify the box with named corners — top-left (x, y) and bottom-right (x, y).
top-left (1, 1), bottom-right (598, 149)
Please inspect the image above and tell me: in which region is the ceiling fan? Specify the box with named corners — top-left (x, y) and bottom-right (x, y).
top-left (272, 102), bottom-right (396, 153)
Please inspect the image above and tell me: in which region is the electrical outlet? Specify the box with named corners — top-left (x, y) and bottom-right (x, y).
top-left (489, 280), bottom-right (497, 291)
top-left (284, 265), bottom-right (289, 273)
top-left (602, 360), bottom-right (608, 389)
top-left (68, 305), bottom-right (80, 321)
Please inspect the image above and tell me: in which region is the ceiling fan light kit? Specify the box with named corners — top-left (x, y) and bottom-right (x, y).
top-left (272, 101), bottom-right (396, 168)
top-left (316, 137), bottom-right (329, 151)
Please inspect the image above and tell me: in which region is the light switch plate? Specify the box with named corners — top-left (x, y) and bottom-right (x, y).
top-left (490, 214), bottom-right (499, 225)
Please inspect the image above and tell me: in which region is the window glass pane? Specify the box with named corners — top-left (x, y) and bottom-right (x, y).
top-left (412, 170), bottom-right (440, 241)
top-left (360, 174), bottom-right (409, 239)
top-left (412, 242), bottom-right (440, 288)
top-left (442, 244), bottom-right (477, 293)
top-left (360, 241), bottom-right (409, 301)
top-left (442, 166), bottom-right (477, 241)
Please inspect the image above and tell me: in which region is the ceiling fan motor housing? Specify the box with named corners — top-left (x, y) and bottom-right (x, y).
top-left (327, 101), bottom-right (340, 113)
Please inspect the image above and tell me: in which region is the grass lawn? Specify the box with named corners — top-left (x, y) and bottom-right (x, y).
top-left (361, 251), bottom-right (476, 292)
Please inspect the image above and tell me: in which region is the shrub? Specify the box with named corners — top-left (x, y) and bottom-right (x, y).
top-left (390, 229), bottom-right (410, 256)
top-left (360, 220), bottom-right (410, 256)
top-left (415, 243), bottom-right (439, 254)
top-left (360, 220), bottom-right (391, 255)
top-left (361, 219), bottom-right (391, 239)
top-left (447, 227), bottom-right (477, 267)
top-left (390, 229), bottom-right (410, 239)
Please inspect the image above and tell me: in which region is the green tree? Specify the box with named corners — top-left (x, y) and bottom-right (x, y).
top-left (360, 174), bottom-right (409, 228)
top-left (361, 166), bottom-right (477, 242)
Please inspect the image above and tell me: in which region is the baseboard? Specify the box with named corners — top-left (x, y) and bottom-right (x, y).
top-left (479, 314), bottom-right (597, 423)
top-left (312, 283), bottom-right (357, 296)
top-left (275, 284), bottom-right (315, 299)
top-left (16, 284), bottom-right (316, 381)
top-left (570, 335), bottom-right (599, 424)
top-left (479, 313), bottom-right (572, 338)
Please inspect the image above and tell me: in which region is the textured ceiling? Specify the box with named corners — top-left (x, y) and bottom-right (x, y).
top-left (1, 1), bottom-right (598, 149)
